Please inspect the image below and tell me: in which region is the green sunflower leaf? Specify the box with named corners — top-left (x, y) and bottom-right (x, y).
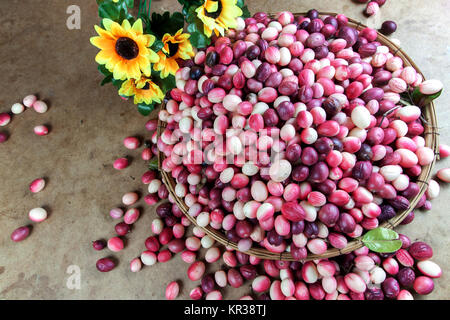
top-left (170, 12), bottom-right (185, 31)
top-left (162, 11), bottom-right (170, 22)
top-left (178, 0), bottom-right (203, 8)
top-left (151, 68), bottom-right (162, 79)
top-left (142, 16), bottom-right (152, 32)
top-left (98, 1), bottom-right (120, 20)
top-left (96, 0), bottom-right (116, 5)
top-left (149, 11), bottom-right (185, 38)
top-left (182, 5), bottom-right (190, 17)
top-left (185, 5), bottom-right (199, 24)
top-left (112, 78), bottom-right (124, 89)
top-left (190, 31), bottom-right (211, 49)
top-left (411, 86), bottom-right (443, 107)
top-left (151, 39), bottom-right (164, 53)
top-left (148, 156), bottom-right (159, 170)
top-left (124, 0), bottom-right (134, 8)
top-left (241, 5), bottom-right (251, 18)
top-left (148, 14), bottom-right (164, 37)
top-left (159, 75), bottom-right (176, 93)
top-left (98, 64), bottom-right (112, 77)
top-left (118, 7), bottom-right (134, 23)
top-left (236, 0), bottom-right (245, 8)
top-left (100, 74), bottom-right (113, 86)
top-left (362, 227), bottom-right (403, 253)
top-left (187, 22), bottom-right (199, 33)
top-left (138, 103), bottom-right (155, 116)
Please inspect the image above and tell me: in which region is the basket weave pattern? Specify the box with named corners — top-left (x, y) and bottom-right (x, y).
top-left (157, 12), bottom-right (439, 261)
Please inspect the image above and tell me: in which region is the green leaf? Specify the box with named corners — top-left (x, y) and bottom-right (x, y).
top-left (190, 31), bottom-right (210, 49)
top-left (170, 12), bottom-right (185, 31)
top-left (148, 156), bottom-right (159, 170)
top-left (182, 6), bottom-right (189, 16)
top-left (96, 0), bottom-right (114, 5)
top-left (411, 87), bottom-right (421, 103)
top-left (149, 11), bottom-right (187, 38)
top-left (149, 12), bottom-right (171, 37)
top-left (178, 0), bottom-right (202, 7)
top-left (185, 5), bottom-right (199, 24)
top-left (411, 86), bottom-right (443, 107)
top-left (112, 78), bottom-right (124, 89)
top-left (362, 227), bottom-right (403, 253)
top-left (119, 7), bottom-right (134, 22)
top-left (236, 0), bottom-right (245, 8)
top-left (98, 64), bottom-right (111, 77)
top-left (399, 98), bottom-right (413, 106)
top-left (234, 0), bottom-right (249, 18)
top-left (241, 5), bottom-right (250, 19)
top-left (187, 15), bottom-right (205, 34)
top-left (98, 0), bottom-right (133, 23)
top-left (138, 103), bottom-right (155, 116)
top-left (151, 39), bottom-right (164, 52)
top-left (100, 74), bottom-right (113, 86)
top-left (187, 22), bottom-right (199, 33)
top-left (159, 75), bottom-right (176, 93)
top-left (98, 1), bottom-right (120, 20)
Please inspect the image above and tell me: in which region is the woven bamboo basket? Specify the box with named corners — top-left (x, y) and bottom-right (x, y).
top-left (157, 12), bottom-right (439, 261)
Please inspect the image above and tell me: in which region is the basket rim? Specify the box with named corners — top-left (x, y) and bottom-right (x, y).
top-left (157, 11), bottom-right (439, 261)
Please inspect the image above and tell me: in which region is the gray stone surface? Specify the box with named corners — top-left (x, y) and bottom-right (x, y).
top-left (0, 0), bottom-right (448, 299)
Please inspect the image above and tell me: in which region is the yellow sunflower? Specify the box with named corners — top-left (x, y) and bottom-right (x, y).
top-left (90, 18), bottom-right (159, 80)
top-left (153, 29), bottom-right (195, 79)
top-left (119, 77), bottom-right (164, 105)
top-left (195, 0), bottom-right (243, 37)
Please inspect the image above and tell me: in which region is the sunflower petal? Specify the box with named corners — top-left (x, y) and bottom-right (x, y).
top-left (94, 25), bottom-right (111, 39)
top-left (146, 34), bottom-right (156, 47)
top-left (102, 19), bottom-right (114, 31)
top-left (153, 53), bottom-right (166, 72)
top-left (203, 25), bottom-right (213, 37)
top-left (121, 19), bottom-right (131, 31)
top-left (91, 37), bottom-right (115, 51)
top-left (119, 79), bottom-right (135, 96)
top-left (166, 58), bottom-right (179, 76)
top-left (141, 61), bottom-right (151, 77)
top-left (177, 33), bottom-right (191, 41)
top-left (161, 33), bottom-right (171, 45)
top-left (109, 20), bottom-right (128, 38)
top-left (147, 49), bottom-right (160, 63)
top-left (113, 61), bottom-right (128, 80)
top-left (90, 36), bottom-right (102, 48)
top-left (131, 19), bottom-right (143, 34)
top-left (135, 78), bottom-right (146, 89)
top-left (205, 0), bottom-right (218, 13)
top-left (126, 61), bottom-right (140, 80)
top-left (95, 50), bottom-right (114, 64)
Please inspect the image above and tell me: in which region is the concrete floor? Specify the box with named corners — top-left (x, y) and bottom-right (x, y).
top-left (0, 0), bottom-right (449, 299)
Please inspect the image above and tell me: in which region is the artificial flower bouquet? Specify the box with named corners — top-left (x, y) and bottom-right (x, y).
top-left (91, 0), bottom-right (249, 115)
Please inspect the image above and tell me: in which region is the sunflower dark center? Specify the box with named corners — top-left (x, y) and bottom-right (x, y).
top-left (205, 0), bottom-right (223, 19)
top-left (115, 37), bottom-right (139, 60)
top-left (167, 42), bottom-right (179, 57)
